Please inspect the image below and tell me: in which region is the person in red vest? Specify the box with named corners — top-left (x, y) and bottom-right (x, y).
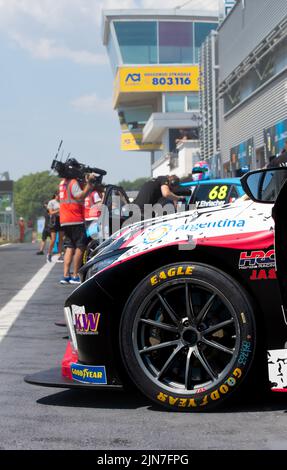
top-left (59, 172), bottom-right (97, 284)
top-left (84, 186), bottom-right (104, 225)
top-left (18, 217), bottom-right (25, 243)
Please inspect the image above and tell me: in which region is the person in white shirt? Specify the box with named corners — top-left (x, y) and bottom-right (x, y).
top-left (46, 193), bottom-right (64, 262)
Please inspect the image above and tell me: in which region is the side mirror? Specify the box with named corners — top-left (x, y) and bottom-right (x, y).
top-left (241, 167), bottom-right (287, 203)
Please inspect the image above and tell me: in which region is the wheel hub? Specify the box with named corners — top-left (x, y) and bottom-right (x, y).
top-left (181, 328), bottom-right (200, 347)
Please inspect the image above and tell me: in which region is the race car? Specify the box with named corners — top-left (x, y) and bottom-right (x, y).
top-left (25, 167), bottom-right (287, 411)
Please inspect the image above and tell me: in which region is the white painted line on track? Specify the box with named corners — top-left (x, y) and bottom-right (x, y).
top-left (0, 262), bottom-right (55, 343)
top-left (0, 243), bottom-right (12, 248)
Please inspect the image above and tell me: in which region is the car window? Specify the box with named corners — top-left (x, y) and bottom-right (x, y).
top-left (106, 188), bottom-right (129, 215)
top-left (228, 185), bottom-right (239, 203)
top-left (191, 183), bottom-right (233, 208)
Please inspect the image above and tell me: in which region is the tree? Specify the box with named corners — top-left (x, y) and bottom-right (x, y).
top-left (14, 171), bottom-right (59, 224)
top-left (117, 177), bottom-right (149, 191)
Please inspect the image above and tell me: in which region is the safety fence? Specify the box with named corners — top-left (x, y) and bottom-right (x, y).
top-left (0, 223), bottom-right (19, 243)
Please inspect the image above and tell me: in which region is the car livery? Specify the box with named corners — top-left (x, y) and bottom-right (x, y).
top-left (25, 181), bottom-right (287, 411)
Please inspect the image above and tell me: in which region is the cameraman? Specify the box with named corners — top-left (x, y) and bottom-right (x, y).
top-left (59, 172), bottom-right (97, 284)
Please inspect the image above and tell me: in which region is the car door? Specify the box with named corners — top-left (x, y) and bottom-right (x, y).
top-left (241, 167), bottom-right (287, 316)
top-left (270, 178), bottom-right (287, 317)
top-left (103, 185), bottom-right (130, 237)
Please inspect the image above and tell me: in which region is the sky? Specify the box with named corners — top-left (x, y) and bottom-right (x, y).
top-left (0, 0), bottom-right (220, 184)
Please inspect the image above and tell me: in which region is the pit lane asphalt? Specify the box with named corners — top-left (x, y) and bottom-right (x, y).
top-left (0, 243), bottom-right (287, 450)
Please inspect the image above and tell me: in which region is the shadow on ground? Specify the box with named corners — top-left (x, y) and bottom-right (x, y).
top-left (37, 388), bottom-right (150, 410)
top-left (37, 388), bottom-right (287, 414)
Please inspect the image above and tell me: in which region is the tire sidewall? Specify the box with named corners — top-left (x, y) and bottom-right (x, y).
top-left (120, 262), bottom-right (256, 411)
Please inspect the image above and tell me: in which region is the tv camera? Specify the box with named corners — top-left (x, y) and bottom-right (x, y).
top-left (51, 140), bottom-right (107, 186)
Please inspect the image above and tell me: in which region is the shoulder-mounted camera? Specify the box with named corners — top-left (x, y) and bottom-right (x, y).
top-left (51, 141), bottom-right (107, 186)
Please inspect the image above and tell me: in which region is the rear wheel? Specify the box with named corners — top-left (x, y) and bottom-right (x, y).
top-left (120, 262), bottom-right (256, 411)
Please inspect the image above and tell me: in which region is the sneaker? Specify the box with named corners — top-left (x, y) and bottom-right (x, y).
top-left (56, 254), bottom-right (64, 263)
top-left (47, 254), bottom-right (52, 262)
top-left (69, 276), bottom-right (81, 285)
top-left (36, 251), bottom-right (44, 255)
top-left (60, 276), bottom-right (71, 285)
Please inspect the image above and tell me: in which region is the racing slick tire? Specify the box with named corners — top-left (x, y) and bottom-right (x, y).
top-left (82, 239), bottom-right (99, 265)
top-left (120, 262), bottom-right (256, 411)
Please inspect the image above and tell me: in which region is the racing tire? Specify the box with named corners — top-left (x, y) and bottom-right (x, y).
top-left (120, 262), bottom-right (256, 412)
top-left (82, 240), bottom-right (99, 265)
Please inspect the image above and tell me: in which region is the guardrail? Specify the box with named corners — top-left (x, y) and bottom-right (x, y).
top-left (0, 223), bottom-right (19, 243)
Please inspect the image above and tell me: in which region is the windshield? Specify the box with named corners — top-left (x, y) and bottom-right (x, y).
top-left (190, 183), bottom-right (240, 208)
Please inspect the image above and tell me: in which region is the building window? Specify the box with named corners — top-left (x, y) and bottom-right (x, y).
top-left (169, 128), bottom-right (199, 151)
top-left (224, 82), bottom-right (241, 113)
top-left (118, 105), bottom-right (153, 131)
top-left (112, 20), bottom-right (219, 66)
top-left (165, 93), bottom-right (199, 112)
top-left (165, 94), bottom-right (185, 112)
top-left (186, 93), bottom-right (200, 111)
top-left (194, 22), bottom-right (218, 63)
top-left (107, 29), bottom-right (120, 74)
top-left (158, 22), bottom-right (193, 63)
top-left (114, 21), bottom-right (157, 64)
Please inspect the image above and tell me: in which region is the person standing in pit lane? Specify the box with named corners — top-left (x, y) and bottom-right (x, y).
top-left (59, 171), bottom-right (97, 285)
top-left (18, 217), bottom-right (25, 243)
top-left (46, 192), bottom-right (64, 263)
top-left (36, 201), bottom-right (50, 255)
top-left (84, 186), bottom-right (104, 227)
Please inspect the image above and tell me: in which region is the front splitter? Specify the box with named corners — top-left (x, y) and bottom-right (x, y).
top-left (24, 367), bottom-right (123, 391)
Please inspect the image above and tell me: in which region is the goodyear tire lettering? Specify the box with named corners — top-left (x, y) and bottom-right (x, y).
top-left (187, 399), bottom-right (197, 408)
top-left (210, 390), bottom-right (220, 401)
top-left (226, 377), bottom-right (236, 387)
top-left (199, 395), bottom-right (209, 406)
top-left (155, 368), bottom-right (244, 408)
top-left (169, 396), bottom-right (179, 406)
top-left (157, 392), bottom-right (168, 402)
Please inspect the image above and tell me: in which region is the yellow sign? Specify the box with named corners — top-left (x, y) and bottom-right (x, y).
top-left (115, 65), bottom-right (200, 95)
top-left (121, 132), bottom-right (163, 152)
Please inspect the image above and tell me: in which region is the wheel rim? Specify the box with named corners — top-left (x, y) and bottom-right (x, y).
top-left (132, 278), bottom-right (242, 395)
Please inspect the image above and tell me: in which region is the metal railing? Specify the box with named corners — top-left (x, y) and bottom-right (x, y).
top-left (0, 223), bottom-right (19, 243)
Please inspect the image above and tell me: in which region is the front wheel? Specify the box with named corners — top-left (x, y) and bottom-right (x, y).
top-left (120, 262), bottom-right (256, 411)
top-left (82, 239), bottom-right (99, 265)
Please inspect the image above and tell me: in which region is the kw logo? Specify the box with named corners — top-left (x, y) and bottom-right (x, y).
top-left (74, 313), bottom-right (101, 335)
top-left (125, 73), bottom-right (141, 83)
